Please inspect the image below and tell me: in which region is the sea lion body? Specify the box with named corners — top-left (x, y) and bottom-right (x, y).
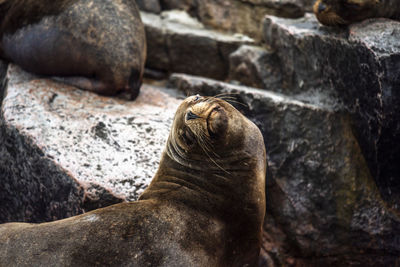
top-left (0, 0), bottom-right (146, 99)
top-left (313, 0), bottom-right (400, 26)
top-left (0, 96), bottom-right (267, 266)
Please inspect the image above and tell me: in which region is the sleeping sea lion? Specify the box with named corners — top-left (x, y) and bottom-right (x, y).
top-left (0, 0), bottom-right (146, 99)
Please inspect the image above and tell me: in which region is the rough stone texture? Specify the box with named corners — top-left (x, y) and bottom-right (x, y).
top-left (169, 73), bottom-right (400, 266)
top-left (0, 60), bottom-right (7, 100)
top-left (135, 0), bottom-right (161, 13)
top-left (263, 14), bottom-right (400, 212)
top-left (0, 64), bottom-right (184, 223)
top-left (229, 45), bottom-right (282, 90)
top-left (156, 0), bottom-right (313, 40)
top-left (141, 10), bottom-right (254, 80)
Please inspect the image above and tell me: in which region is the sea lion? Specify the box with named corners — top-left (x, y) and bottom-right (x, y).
top-left (313, 0), bottom-right (400, 26)
top-left (0, 0), bottom-right (146, 100)
top-left (0, 95), bottom-right (267, 266)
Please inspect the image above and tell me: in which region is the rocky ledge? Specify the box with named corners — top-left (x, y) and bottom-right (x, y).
top-left (0, 64), bottom-right (183, 223)
top-left (136, 0), bottom-right (315, 40)
top-left (142, 10), bottom-right (254, 80)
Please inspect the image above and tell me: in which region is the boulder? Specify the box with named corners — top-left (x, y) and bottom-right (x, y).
top-left (169, 73), bottom-right (400, 266)
top-left (262, 14), bottom-right (400, 211)
top-left (0, 63), bottom-right (183, 223)
top-left (141, 10), bottom-right (254, 80)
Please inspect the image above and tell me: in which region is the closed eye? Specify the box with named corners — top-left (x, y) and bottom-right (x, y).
top-left (193, 94), bottom-right (201, 102)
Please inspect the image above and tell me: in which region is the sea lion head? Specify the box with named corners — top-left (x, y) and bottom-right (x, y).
top-left (168, 94), bottom-right (265, 169)
top-left (313, 0), bottom-right (380, 26)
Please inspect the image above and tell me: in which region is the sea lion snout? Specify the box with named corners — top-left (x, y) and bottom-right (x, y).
top-left (185, 110), bottom-right (200, 121)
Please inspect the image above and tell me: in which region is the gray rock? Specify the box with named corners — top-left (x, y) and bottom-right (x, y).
top-left (262, 14), bottom-right (400, 212)
top-left (135, 0), bottom-right (161, 13)
top-left (0, 60), bottom-right (7, 101)
top-left (229, 45), bottom-right (282, 90)
top-left (141, 11), bottom-right (254, 80)
top-left (169, 73), bottom-right (400, 266)
top-left (0, 64), bottom-right (184, 223)
top-left (158, 0), bottom-right (310, 40)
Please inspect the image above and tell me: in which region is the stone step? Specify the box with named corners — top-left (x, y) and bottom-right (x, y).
top-left (141, 10), bottom-right (255, 81)
top-left (0, 63), bottom-right (184, 223)
top-left (168, 73), bottom-right (400, 266)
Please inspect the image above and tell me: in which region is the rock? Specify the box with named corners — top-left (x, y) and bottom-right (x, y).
top-left (169, 73), bottom-right (400, 266)
top-left (262, 14), bottom-right (347, 96)
top-left (141, 10), bottom-right (254, 80)
top-left (135, 0), bottom-right (161, 13)
top-left (0, 60), bottom-right (7, 100)
top-left (159, 9), bottom-right (204, 28)
top-left (228, 45), bottom-right (282, 90)
top-left (158, 0), bottom-right (310, 40)
top-left (262, 14), bottom-right (400, 211)
top-left (0, 64), bottom-right (184, 223)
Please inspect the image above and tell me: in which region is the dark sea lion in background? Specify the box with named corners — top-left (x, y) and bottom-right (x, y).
top-left (313, 0), bottom-right (400, 26)
top-left (0, 0), bottom-right (146, 100)
top-left (0, 95), bottom-right (267, 266)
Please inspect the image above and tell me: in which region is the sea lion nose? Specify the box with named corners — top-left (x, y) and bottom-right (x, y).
top-left (318, 3), bottom-right (327, 13)
top-left (186, 111), bottom-right (199, 121)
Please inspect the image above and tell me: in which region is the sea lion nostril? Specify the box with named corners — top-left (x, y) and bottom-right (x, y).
top-left (186, 111), bottom-right (199, 121)
top-left (318, 3), bottom-right (327, 13)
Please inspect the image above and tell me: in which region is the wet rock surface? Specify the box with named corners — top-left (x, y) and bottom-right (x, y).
top-left (0, 64), bottom-right (183, 223)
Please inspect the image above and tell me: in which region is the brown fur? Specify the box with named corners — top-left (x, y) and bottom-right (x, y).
top-left (0, 0), bottom-right (75, 35)
top-left (0, 0), bottom-right (146, 99)
top-left (0, 95), bottom-right (267, 266)
top-left (313, 0), bottom-right (400, 26)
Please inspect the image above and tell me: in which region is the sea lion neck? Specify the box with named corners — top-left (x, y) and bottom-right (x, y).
top-left (140, 135), bottom-right (266, 223)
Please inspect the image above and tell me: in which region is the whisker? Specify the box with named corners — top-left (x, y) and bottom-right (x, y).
top-left (221, 99), bottom-right (249, 108)
top-left (200, 143), bottom-right (230, 174)
top-left (213, 92), bottom-right (241, 98)
top-left (199, 131), bottom-right (220, 158)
